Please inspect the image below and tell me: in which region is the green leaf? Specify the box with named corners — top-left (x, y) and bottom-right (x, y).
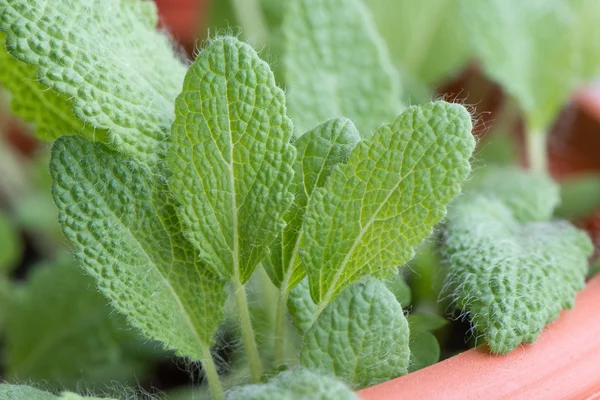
top-left (283, 0), bottom-right (401, 136)
top-left (555, 174), bottom-right (600, 220)
top-left (0, 209), bottom-right (20, 273)
top-left (51, 136), bottom-right (226, 360)
top-left (300, 101), bottom-right (475, 307)
top-left (0, 33), bottom-right (106, 142)
top-left (0, 0), bottom-right (186, 162)
top-left (5, 259), bottom-right (145, 388)
top-left (407, 313), bottom-right (448, 336)
top-left (225, 369), bottom-right (358, 400)
top-left (366, 0), bottom-right (471, 96)
top-left (300, 279), bottom-right (410, 388)
top-left (443, 194), bottom-right (593, 354)
top-left (168, 37), bottom-right (296, 284)
top-left (287, 278), bottom-right (317, 335)
top-left (408, 331), bottom-right (440, 373)
top-left (0, 385), bottom-right (115, 400)
top-left (384, 271), bottom-right (412, 307)
top-left (60, 394), bottom-right (116, 400)
top-left (466, 167), bottom-right (559, 222)
top-left (263, 118), bottom-right (361, 290)
top-left (406, 313), bottom-right (446, 372)
top-left (0, 385), bottom-right (56, 400)
top-left (461, 0), bottom-right (600, 132)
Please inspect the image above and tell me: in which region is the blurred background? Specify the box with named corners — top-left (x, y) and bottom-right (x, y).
top-left (1, 0), bottom-right (600, 398)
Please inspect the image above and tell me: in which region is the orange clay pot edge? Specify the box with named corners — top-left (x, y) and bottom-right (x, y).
top-left (358, 274), bottom-right (600, 400)
top-left (576, 85), bottom-right (600, 122)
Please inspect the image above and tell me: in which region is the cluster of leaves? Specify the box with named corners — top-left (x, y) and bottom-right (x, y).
top-left (0, 0), bottom-right (599, 399)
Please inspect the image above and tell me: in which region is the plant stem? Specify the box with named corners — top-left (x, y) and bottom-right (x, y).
top-left (274, 285), bottom-right (290, 366)
top-left (234, 279), bottom-right (263, 383)
top-left (231, 0), bottom-right (268, 46)
top-left (201, 344), bottom-right (224, 400)
top-left (526, 131), bottom-right (548, 173)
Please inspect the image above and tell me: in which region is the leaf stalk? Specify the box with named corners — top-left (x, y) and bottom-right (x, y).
top-left (234, 279), bottom-right (263, 382)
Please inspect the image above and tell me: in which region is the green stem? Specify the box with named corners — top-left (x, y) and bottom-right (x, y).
top-left (201, 344), bottom-right (224, 400)
top-left (231, 0), bottom-right (269, 46)
top-left (274, 284), bottom-right (290, 366)
top-left (234, 279), bottom-right (263, 382)
top-left (526, 131), bottom-right (548, 173)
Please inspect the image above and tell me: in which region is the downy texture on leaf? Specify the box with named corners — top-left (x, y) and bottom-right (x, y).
top-left (169, 36), bottom-right (296, 283)
top-left (366, 0), bottom-right (471, 98)
top-left (443, 192), bottom-right (593, 353)
top-left (225, 369), bottom-right (358, 400)
top-left (5, 260), bottom-right (145, 388)
top-left (283, 0), bottom-right (401, 136)
top-left (0, 33), bottom-right (105, 142)
top-left (287, 278), bottom-right (317, 334)
top-left (460, 0), bottom-right (600, 132)
top-left (466, 166), bottom-right (560, 222)
top-left (0, 385), bottom-right (115, 400)
top-left (0, 0), bottom-right (186, 162)
top-left (300, 279), bottom-right (410, 388)
top-left (263, 118), bottom-right (361, 290)
top-left (300, 101), bottom-right (475, 306)
top-left (51, 136), bottom-right (225, 360)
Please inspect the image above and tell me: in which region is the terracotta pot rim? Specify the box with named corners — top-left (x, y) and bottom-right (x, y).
top-left (357, 275), bottom-right (600, 400)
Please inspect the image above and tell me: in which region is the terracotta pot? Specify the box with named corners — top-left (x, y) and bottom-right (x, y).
top-left (358, 274), bottom-right (600, 400)
top-left (154, 0), bottom-right (208, 55)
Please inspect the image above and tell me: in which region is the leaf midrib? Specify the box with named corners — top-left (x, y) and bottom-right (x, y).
top-left (316, 123), bottom-right (443, 312)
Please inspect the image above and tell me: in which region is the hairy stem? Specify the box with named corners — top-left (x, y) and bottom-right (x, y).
top-left (526, 131), bottom-right (548, 173)
top-left (234, 279), bottom-right (263, 382)
top-left (201, 345), bottom-right (224, 400)
top-left (274, 285), bottom-right (290, 365)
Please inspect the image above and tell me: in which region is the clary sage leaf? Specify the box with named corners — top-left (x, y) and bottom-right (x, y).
top-left (168, 36), bottom-right (296, 284)
top-left (443, 169), bottom-right (593, 353)
top-left (264, 118), bottom-right (361, 291)
top-left (300, 279), bottom-right (410, 388)
top-left (0, 0), bottom-right (186, 162)
top-left (51, 136), bottom-right (225, 360)
top-left (283, 0), bottom-right (401, 136)
top-left (300, 101), bottom-right (475, 309)
top-left (226, 369), bottom-right (357, 400)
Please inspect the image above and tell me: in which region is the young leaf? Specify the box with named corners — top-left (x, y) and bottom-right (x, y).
top-left (408, 332), bottom-right (440, 373)
top-left (0, 0), bottom-right (186, 162)
top-left (407, 313), bottom-right (448, 336)
top-left (225, 369), bottom-right (358, 400)
top-left (0, 33), bottom-right (106, 142)
top-left (5, 260), bottom-right (145, 388)
top-left (287, 278), bottom-right (317, 334)
top-left (300, 279), bottom-right (410, 388)
top-left (51, 136), bottom-right (225, 360)
top-left (300, 101), bottom-right (475, 308)
top-left (283, 0), bottom-right (401, 136)
top-left (263, 118), bottom-right (361, 290)
top-left (168, 37), bottom-right (296, 283)
top-left (443, 194), bottom-right (593, 354)
top-left (384, 271), bottom-right (412, 307)
top-left (366, 0), bottom-right (471, 98)
top-left (466, 167), bottom-right (559, 222)
top-left (460, 0), bottom-right (600, 132)
top-left (407, 313), bottom-right (447, 372)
